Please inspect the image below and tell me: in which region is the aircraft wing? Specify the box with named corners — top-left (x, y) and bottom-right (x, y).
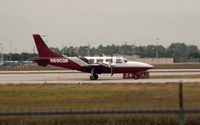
top-left (83, 63), bottom-right (111, 70)
top-left (87, 63), bottom-right (101, 67)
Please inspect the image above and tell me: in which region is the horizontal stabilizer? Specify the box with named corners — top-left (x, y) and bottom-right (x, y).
top-left (29, 57), bottom-right (49, 67)
top-left (29, 57), bottom-right (49, 61)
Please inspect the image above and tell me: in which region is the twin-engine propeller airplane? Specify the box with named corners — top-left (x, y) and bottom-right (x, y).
top-left (29, 34), bottom-right (153, 80)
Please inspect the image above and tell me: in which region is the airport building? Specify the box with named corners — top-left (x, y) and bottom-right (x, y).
top-left (127, 58), bottom-right (174, 64)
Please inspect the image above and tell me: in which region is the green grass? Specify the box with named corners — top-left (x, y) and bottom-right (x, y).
top-left (0, 83), bottom-right (200, 125)
top-left (1, 114), bottom-right (200, 125)
top-left (0, 83), bottom-right (200, 110)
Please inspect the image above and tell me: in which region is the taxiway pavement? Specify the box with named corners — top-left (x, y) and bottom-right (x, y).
top-left (0, 69), bottom-right (200, 84)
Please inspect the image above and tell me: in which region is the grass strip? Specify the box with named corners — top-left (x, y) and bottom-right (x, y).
top-left (0, 83), bottom-right (200, 125)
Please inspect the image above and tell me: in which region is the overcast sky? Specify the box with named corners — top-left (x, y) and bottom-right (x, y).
top-left (0, 0), bottom-right (200, 53)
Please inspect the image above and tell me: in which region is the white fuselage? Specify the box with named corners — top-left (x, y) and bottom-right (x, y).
top-left (85, 56), bottom-right (153, 69)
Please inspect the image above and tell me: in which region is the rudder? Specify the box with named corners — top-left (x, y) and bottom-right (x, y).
top-left (33, 34), bottom-right (62, 57)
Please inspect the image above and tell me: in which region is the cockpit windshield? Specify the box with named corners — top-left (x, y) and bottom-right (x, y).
top-left (123, 58), bottom-right (128, 63)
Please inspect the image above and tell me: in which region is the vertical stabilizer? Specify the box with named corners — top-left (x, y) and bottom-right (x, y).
top-left (33, 34), bottom-right (62, 57)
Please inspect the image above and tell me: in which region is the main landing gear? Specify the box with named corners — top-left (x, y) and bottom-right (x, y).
top-left (90, 74), bottom-right (98, 80)
top-left (90, 68), bottom-right (98, 80)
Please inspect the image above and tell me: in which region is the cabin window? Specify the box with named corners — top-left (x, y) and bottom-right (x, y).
top-left (97, 59), bottom-right (103, 63)
top-left (106, 59), bottom-right (112, 63)
top-left (124, 59), bottom-right (128, 63)
top-left (88, 59), bottom-right (94, 64)
top-left (116, 59), bottom-right (122, 63)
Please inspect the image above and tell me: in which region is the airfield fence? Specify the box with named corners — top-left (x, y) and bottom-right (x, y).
top-left (0, 81), bottom-right (200, 125)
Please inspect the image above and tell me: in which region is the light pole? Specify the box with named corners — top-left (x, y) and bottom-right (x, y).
top-left (0, 43), bottom-right (3, 64)
top-left (88, 42), bottom-right (90, 56)
top-left (61, 42), bottom-right (66, 55)
top-left (189, 42), bottom-right (196, 63)
top-left (132, 42), bottom-right (137, 56)
top-left (156, 38), bottom-right (159, 64)
top-left (156, 38), bottom-right (159, 59)
top-left (9, 42), bottom-right (13, 65)
top-left (192, 42), bottom-right (195, 63)
top-left (132, 45), bottom-right (135, 55)
top-left (68, 42), bottom-right (71, 57)
top-left (172, 48), bottom-right (176, 63)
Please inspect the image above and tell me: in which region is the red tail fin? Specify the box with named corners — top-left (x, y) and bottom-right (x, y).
top-left (33, 34), bottom-right (62, 57)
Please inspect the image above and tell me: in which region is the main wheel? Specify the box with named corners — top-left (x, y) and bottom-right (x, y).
top-left (94, 74), bottom-right (98, 80)
top-left (90, 76), bottom-right (96, 80)
top-left (90, 74), bottom-right (98, 80)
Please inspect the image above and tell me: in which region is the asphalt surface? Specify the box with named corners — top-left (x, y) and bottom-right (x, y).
top-left (0, 69), bottom-right (200, 84)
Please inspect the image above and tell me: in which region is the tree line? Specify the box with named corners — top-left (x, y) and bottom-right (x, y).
top-left (1, 43), bottom-right (200, 62)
